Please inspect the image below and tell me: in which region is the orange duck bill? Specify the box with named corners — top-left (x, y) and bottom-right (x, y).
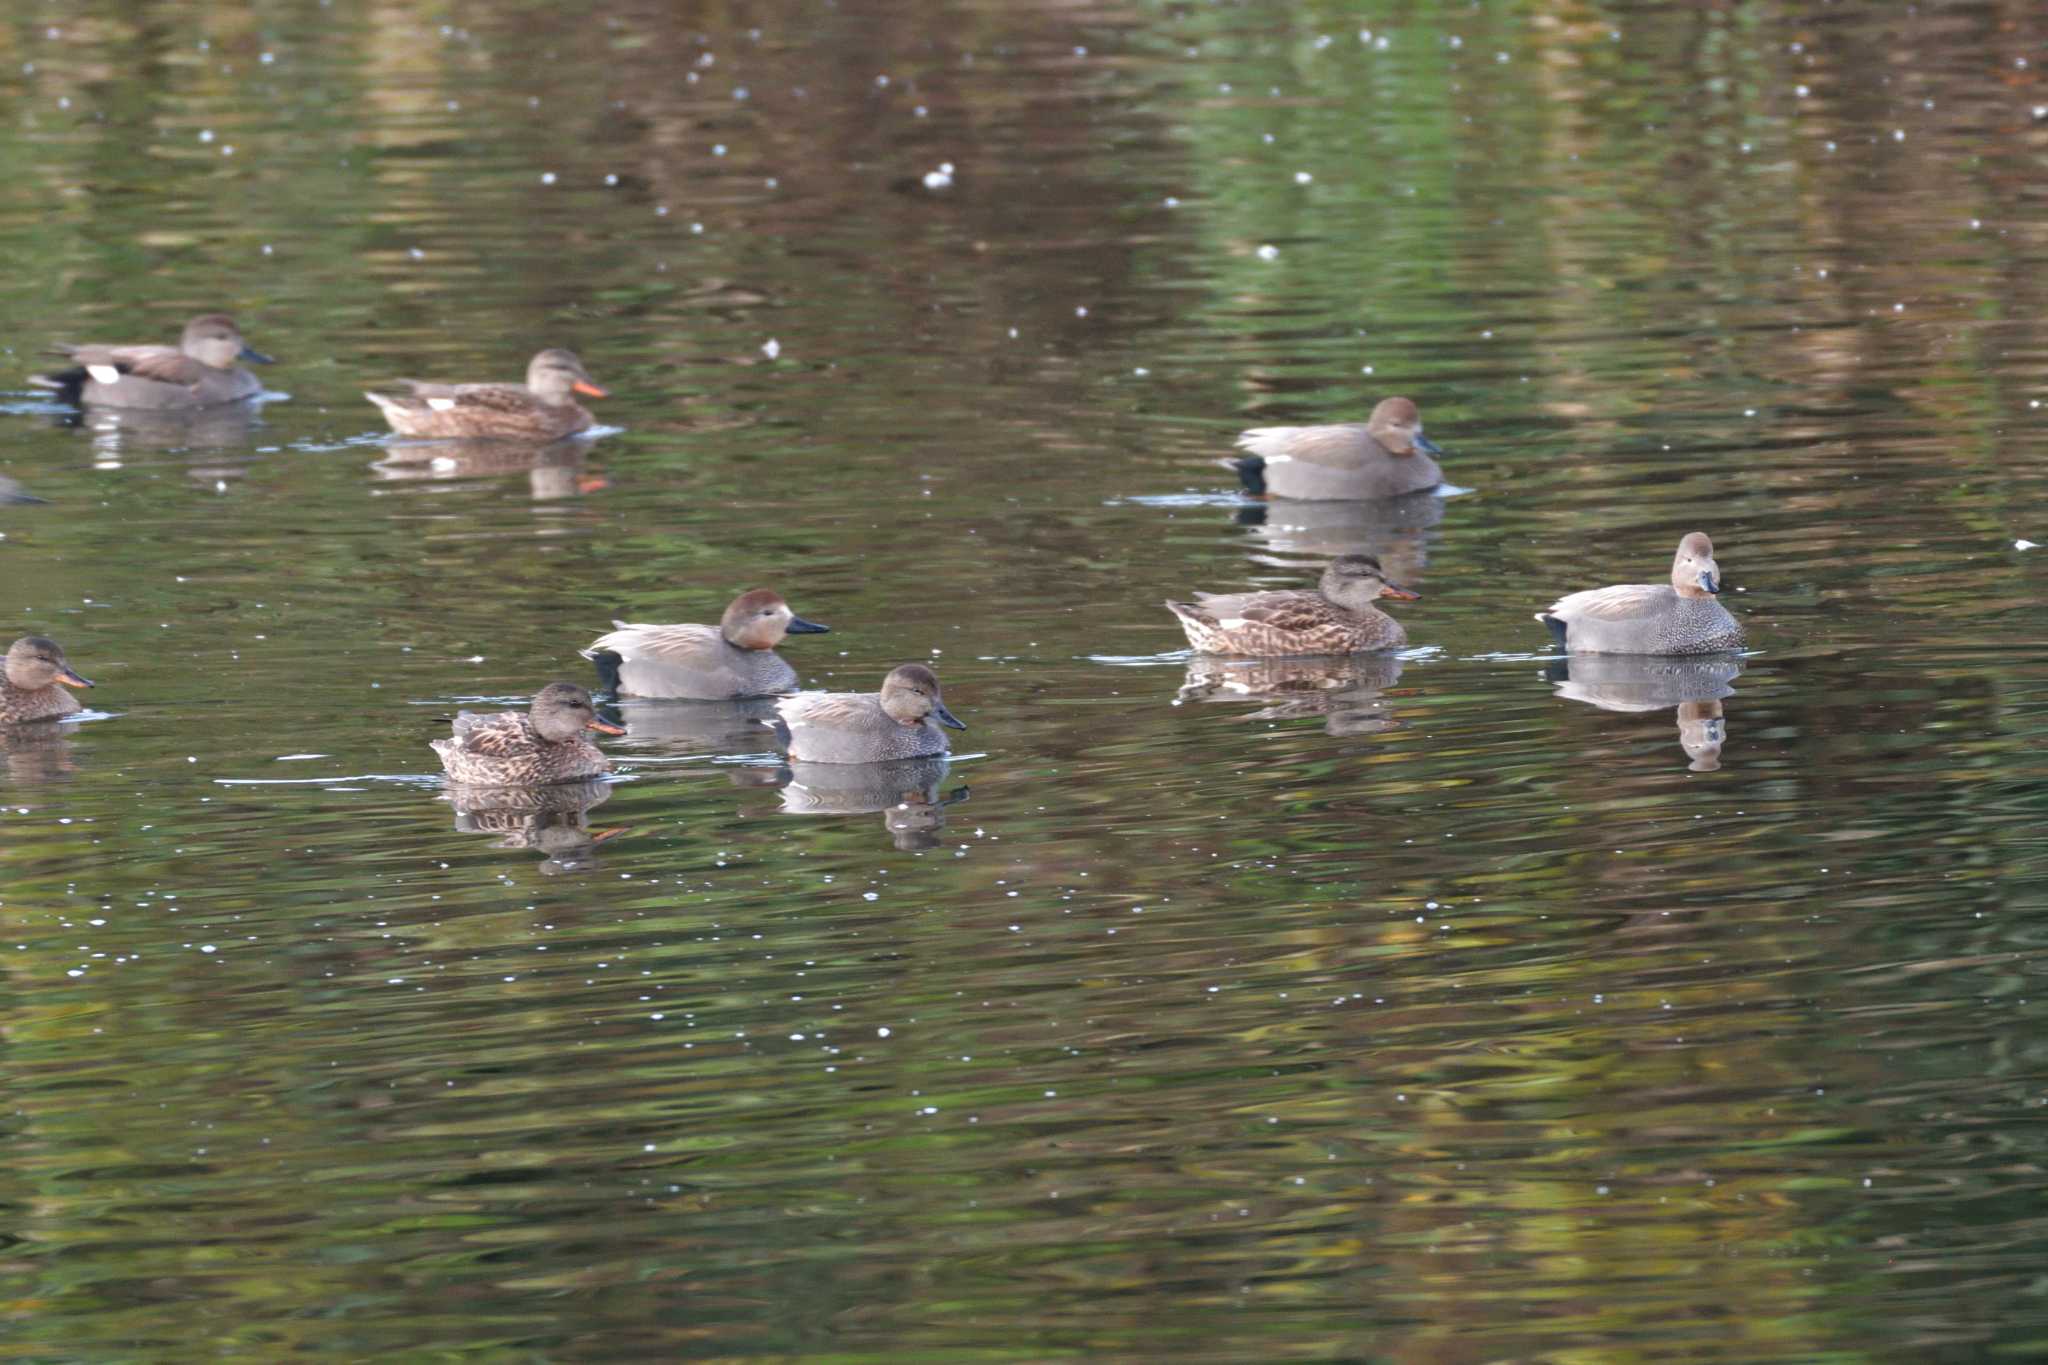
top-left (572, 380), bottom-right (608, 398)
top-left (57, 667), bottom-right (94, 688)
top-left (585, 716), bottom-right (627, 736)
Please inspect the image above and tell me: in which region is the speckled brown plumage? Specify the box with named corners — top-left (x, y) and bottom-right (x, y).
top-left (367, 349), bottom-right (606, 440)
top-left (1166, 555), bottom-right (1417, 656)
top-left (0, 636), bottom-right (93, 723)
top-left (431, 683), bottom-right (623, 786)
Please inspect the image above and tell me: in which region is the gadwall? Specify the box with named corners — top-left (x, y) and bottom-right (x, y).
top-left (582, 589), bottom-right (830, 699)
top-left (431, 682), bottom-right (625, 785)
top-left (33, 313), bottom-right (273, 409)
top-left (1536, 532), bottom-right (1744, 655)
top-left (770, 663), bottom-right (965, 763)
top-left (366, 349), bottom-right (607, 440)
top-left (1167, 555), bottom-right (1418, 655)
top-left (0, 636), bottom-right (94, 723)
top-left (1233, 397), bottom-right (1445, 500)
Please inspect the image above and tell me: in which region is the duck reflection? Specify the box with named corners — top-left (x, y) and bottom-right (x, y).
top-left (443, 778), bottom-right (627, 870)
top-left (607, 696), bottom-right (785, 759)
top-left (1178, 653), bottom-right (1405, 736)
top-left (1544, 653), bottom-right (1742, 771)
top-left (57, 402), bottom-right (265, 479)
top-left (1235, 487), bottom-right (1441, 585)
top-left (0, 723), bottom-right (78, 785)
top-left (774, 756), bottom-right (966, 851)
top-left (372, 435), bottom-right (603, 500)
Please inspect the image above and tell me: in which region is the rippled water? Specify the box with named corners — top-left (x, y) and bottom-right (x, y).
top-left (3, 1), bottom-right (2047, 1357)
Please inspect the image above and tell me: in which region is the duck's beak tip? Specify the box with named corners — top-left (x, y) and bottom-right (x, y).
top-left (935, 704), bottom-right (967, 731)
top-left (587, 717), bottom-right (627, 736)
top-left (1381, 583), bottom-right (1421, 601)
top-left (241, 346), bottom-right (276, 365)
top-left (785, 616), bottom-right (831, 635)
top-left (58, 669), bottom-right (93, 689)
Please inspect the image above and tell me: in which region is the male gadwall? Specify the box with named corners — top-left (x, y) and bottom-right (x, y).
top-left (33, 313), bottom-right (273, 409)
top-left (769, 664), bottom-right (965, 763)
top-left (1166, 554), bottom-right (1418, 655)
top-left (1233, 397), bottom-right (1445, 500)
top-left (1536, 532), bottom-right (1745, 654)
top-left (431, 682), bottom-right (625, 785)
top-left (0, 636), bottom-right (94, 723)
top-left (366, 349), bottom-right (607, 440)
top-left (581, 589), bottom-right (830, 699)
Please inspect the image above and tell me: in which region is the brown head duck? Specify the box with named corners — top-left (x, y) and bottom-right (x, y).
top-left (1167, 554), bottom-right (1418, 655)
top-left (430, 682), bottom-right (625, 785)
top-left (0, 636), bottom-right (94, 723)
top-left (583, 589), bottom-right (830, 700)
top-left (366, 349), bottom-right (607, 440)
top-left (770, 664), bottom-right (965, 764)
top-left (1233, 396), bottom-right (1446, 500)
top-left (1535, 532), bottom-right (1744, 655)
top-left (33, 314), bottom-right (272, 409)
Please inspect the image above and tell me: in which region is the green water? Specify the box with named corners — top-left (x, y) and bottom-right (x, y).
top-left (2, 1), bottom-right (2047, 1358)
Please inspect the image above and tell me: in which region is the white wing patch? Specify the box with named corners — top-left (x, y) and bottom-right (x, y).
top-left (87, 364), bottom-right (121, 385)
top-left (426, 397), bottom-right (458, 411)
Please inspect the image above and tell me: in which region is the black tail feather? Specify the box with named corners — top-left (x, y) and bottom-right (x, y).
top-left (1538, 614), bottom-right (1569, 648)
top-left (31, 367), bottom-right (88, 406)
top-left (1232, 455), bottom-right (1266, 497)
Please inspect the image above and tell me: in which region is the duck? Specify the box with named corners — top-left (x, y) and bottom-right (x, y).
top-left (430, 682), bottom-right (625, 785)
top-left (32, 313), bottom-right (273, 409)
top-left (769, 663), bottom-right (965, 763)
top-left (1166, 554), bottom-right (1418, 655)
top-left (0, 636), bottom-right (94, 723)
top-left (1232, 396), bottom-right (1445, 500)
top-left (365, 349), bottom-right (607, 440)
top-left (581, 589), bottom-right (830, 699)
top-left (1535, 532), bottom-right (1744, 655)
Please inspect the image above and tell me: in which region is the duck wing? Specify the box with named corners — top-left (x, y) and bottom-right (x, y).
top-left (1233, 424), bottom-right (1371, 468)
top-left (582, 621), bottom-right (724, 667)
top-left (50, 342), bottom-right (212, 387)
top-left (447, 710), bottom-right (538, 757)
top-left (1542, 583), bottom-right (1673, 622)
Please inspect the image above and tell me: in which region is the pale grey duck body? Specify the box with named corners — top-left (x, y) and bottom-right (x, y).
top-left (34, 313), bottom-right (273, 410)
top-left (771, 664), bottom-right (965, 764)
top-left (582, 589), bottom-right (829, 700)
top-left (1537, 532), bottom-right (1744, 655)
top-left (1234, 397), bottom-right (1445, 501)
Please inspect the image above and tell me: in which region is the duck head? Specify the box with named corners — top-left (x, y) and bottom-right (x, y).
top-left (1672, 532), bottom-right (1723, 599)
top-left (721, 588), bottom-right (831, 650)
top-left (531, 682), bottom-right (625, 741)
top-left (1320, 554), bottom-right (1420, 610)
top-left (4, 635), bottom-right (92, 691)
top-left (880, 663), bottom-right (965, 730)
top-left (1365, 396), bottom-right (1442, 457)
top-left (526, 349), bottom-right (608, 404)
top-left (182, 313), bottom-right (273, 368)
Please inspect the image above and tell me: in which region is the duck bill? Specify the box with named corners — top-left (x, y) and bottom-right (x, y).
top-left (585, 717), bottom-right (627, 736)
top-left (784, 616), bottom-right (831, 635)
top-left (1378, 583), bottom-right (1421, 601)
top-left (1699, 572), bottom-right (1720, 594)
top-left (57, 668), bottom-right (94, 689)
top-left (572, 380), bottom-right (609, 398)
top-left (932, 701), bottom-right (967, 731)
top-left (239, 345), bottom-right (276, 365)
top-left (1412, 432), bottom-right (1444, 456)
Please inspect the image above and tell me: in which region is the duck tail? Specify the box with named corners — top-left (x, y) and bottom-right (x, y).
top-left (30, 366), bottom-right (88, 406)
top-left (584, 648), bottom-right (624, 695)
top-left (1231, 455), bottom-right (1267, 496)
top-left (1536, 613), bottom-right (1569, 648)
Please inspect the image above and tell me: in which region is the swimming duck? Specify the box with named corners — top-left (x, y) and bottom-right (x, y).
top-left (770, 664), bottom-right (965, 763)
top-left (1233, 397), bottom-right (1445, 500)
top-left (1535, 532), bottom-right (1744, 655)
top-left (33, 314), bottom-right (273, 409)
top-left (582, 589), bottom-right (830, 699)
top-left (431, 682), bottom-right (625, 785)
top-left (0, 636), bottom-right (94, 723)
top-left (1166, 555), bottom-right (1418, 655)
top-left (366, 349), bottom-right (607, 440)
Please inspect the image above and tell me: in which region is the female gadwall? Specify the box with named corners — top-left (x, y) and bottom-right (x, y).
top-left (33, 313), bottom-right (273, 409)
top-left (770, 664), bottom-right (965, 763)
top-left (581, 589), bottom-right (830, 699)
top-left (431, 682), bottom-right (625, 785)
top-left (1166, 554), bottom-right (1418, 655)
top-left (365, 349), bottom-right (607, 441)
top-left (1233, 397), bottom-right (1445, 500)
top-left (0, 636), bottom-right (94, 723)
top-left (1535, 532), bottom-right (1744, 655)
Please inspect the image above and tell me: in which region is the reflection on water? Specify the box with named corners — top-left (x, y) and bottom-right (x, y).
top-left (444, 778), bottom-right (626, 870)
top-left (1179, 652), bottom-right (1405, 735)
top-left (776, 755), bottom-right (966, 850)
top-left (1, 0), bottom-right (2046, 1358)
top-left (372, 434), bottom-right (605, 500)
top-left (1546, 653), bottom-right (1741, 771)
top-left (0, 722), bottom-right (79, 786)
top-left (59, 401), bottom-right (269, 479)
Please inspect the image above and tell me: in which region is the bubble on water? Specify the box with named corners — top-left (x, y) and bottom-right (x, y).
top-left (1255, 244), bottom-right (1280, 261)
top-left (540, 171), bottom-right (557, 185)
top-left (761, 338), bottom-right (781, 359)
